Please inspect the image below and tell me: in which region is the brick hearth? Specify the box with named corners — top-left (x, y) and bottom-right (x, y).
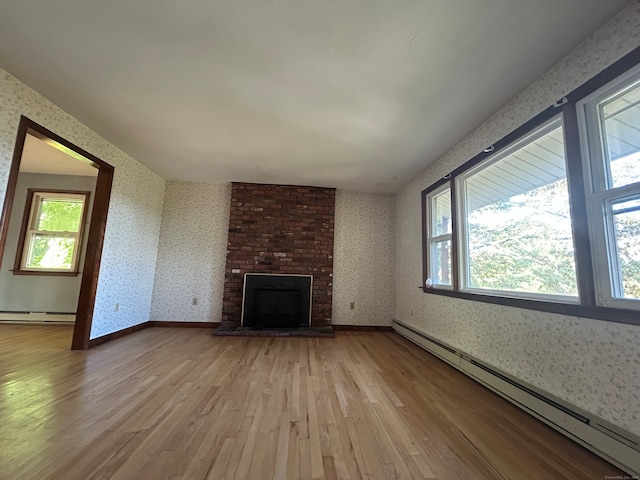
top-left (221, 183), bottom-right (335, 327)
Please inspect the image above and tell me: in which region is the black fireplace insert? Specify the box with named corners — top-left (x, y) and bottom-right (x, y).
top-left (241, 274), bottom-right (313, 329)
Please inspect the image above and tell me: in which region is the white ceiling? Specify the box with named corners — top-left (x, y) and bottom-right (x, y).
top-left (0, 1), bottom-right (631, 192)
top-left (20, 133), bottom-right (98, 177)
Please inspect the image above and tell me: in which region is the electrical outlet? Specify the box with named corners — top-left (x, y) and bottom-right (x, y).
top-left (114, 302), bottom-right (120, 312)
top-left (192, 297), bottom-right (198, 306)
top-left (350, 301), bottom-right (355, 310)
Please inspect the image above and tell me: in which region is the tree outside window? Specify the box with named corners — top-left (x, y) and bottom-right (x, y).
top-left (14, 190), bottom-right (89, 274)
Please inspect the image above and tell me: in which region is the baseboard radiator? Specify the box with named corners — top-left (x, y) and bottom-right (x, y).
top-left (0, 312), bottom-right (75, 323)
top-left (392, 320), bottom-right (640, 477)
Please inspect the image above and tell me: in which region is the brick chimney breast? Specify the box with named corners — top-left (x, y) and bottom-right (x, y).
top-left (221, 183), bottom-right (335, 327)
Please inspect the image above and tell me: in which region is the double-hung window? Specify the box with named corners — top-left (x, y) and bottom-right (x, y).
top-left (424, 185), bottom-right (453, 288)
top-left (578, 65), bottom-right (640, 309)
top-left (15, 190), bottom-right (89, 274)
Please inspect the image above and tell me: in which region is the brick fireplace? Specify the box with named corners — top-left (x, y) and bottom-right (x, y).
top-left (221, 183), bottom-right (335, 328)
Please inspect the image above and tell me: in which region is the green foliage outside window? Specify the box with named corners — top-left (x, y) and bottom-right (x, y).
top-left (467, 179), bottom-right (579, 296)
top-left (36, 199), bottom-right (83, 232)
top-left (22, 194), bottom-right (86, 271)
top-left (27, 236), bottom-right (76, 269)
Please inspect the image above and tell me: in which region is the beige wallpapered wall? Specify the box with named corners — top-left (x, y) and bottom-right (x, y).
top-left (333, 190), bottom-right (395, 325)
top-left (149, 183), bottom-right (396, 326)
top-left (0, 69), bottom-right (166, 339)
top-left (150, 182), bottom-right (231, 323)
top-left (395, 3), bottom-right (640, 436)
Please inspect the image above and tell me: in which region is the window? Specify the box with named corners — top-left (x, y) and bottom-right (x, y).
top-left (419, 47), bottom-right (640, 325)
top-left (14, 190), bottom-right (89, 274)
top-left (457, 117), bottom-right (578, 301)
top-left (425, 185), bottom-right (453, 288)
top-left (578, 65), bottom-right (640, 309)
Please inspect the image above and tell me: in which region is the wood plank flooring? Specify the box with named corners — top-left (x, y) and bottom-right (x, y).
top-left (0, 325), bottom-right (625, 479)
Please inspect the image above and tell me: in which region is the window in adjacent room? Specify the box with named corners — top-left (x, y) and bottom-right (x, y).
top-left (14, 190), bottom-right (89, 274)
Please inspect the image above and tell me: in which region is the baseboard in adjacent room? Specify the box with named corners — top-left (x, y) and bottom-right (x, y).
top-left (392, 319), bottom-right (640, 477)
top-left (0, 312), bottom-right (76, 324)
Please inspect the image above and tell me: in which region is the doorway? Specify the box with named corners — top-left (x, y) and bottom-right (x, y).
top-left (0, 116), bottom-right (114, 349)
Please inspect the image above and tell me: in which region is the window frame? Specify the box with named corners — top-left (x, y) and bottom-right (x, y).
top-left (13, 189), bottom-right (90, 276)
top-left (577, 64), bottom-right (640, 310)
top-left (455, 115), bottom-right (580, 304)
top-left (419, 44), bottom-right (640, 327)
top-left (423, 182), bottom-right (454, 289)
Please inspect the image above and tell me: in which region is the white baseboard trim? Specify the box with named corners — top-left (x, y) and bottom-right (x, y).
top-left (392, 320), bottom-right (640, 477)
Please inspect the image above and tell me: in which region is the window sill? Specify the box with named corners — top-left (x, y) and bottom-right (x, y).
top-left (11, 270), bottom-right (80, 277)
top-left (419, 286), bottom-right (640, 327)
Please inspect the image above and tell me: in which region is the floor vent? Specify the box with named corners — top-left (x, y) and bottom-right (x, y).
top-left (392, 320), bottom-right (640, 477)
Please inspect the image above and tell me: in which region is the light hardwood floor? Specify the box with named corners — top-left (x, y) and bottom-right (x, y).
top-left (0, 325), bottom-right (625, 479)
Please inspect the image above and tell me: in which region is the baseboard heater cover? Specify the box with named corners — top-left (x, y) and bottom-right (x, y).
top-left (466, 358), bottom-right (589, 424)
top-left (392, 320), bottom-right (640, 477)
top-left (393, 321), bottom-right (461, 368)
top-left (0, 312), bottom-right (76, 323)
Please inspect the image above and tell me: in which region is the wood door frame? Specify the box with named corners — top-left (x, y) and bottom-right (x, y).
top-left (0, 116), bottom-right (114, 350)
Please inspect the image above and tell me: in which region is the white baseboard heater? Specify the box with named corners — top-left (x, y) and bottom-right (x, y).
top-left (392, 320), bottom-right (640, 477)
top-left (0, 312), bottom-right (75, 323)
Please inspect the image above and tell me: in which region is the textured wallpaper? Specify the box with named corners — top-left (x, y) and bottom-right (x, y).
top-left (333, 191), bottom-right (395, 325)
top-left (150, 182), bottom-right (231, 323)
top-left (149, 184), bottom-right (396, 326)
top-left (0, 69), bottom-right (166, 339)
top-left (395, 3), bottom-right (640, 436)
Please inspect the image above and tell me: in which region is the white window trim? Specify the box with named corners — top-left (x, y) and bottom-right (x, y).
top-left (425, 183), bottom-right (453, 289)
top-left (19, 191), bottom-right (87, 273)
top-left (455, 115), bottom-right (580, 303)
top-left (577, 64), bottom-right (640, 310)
